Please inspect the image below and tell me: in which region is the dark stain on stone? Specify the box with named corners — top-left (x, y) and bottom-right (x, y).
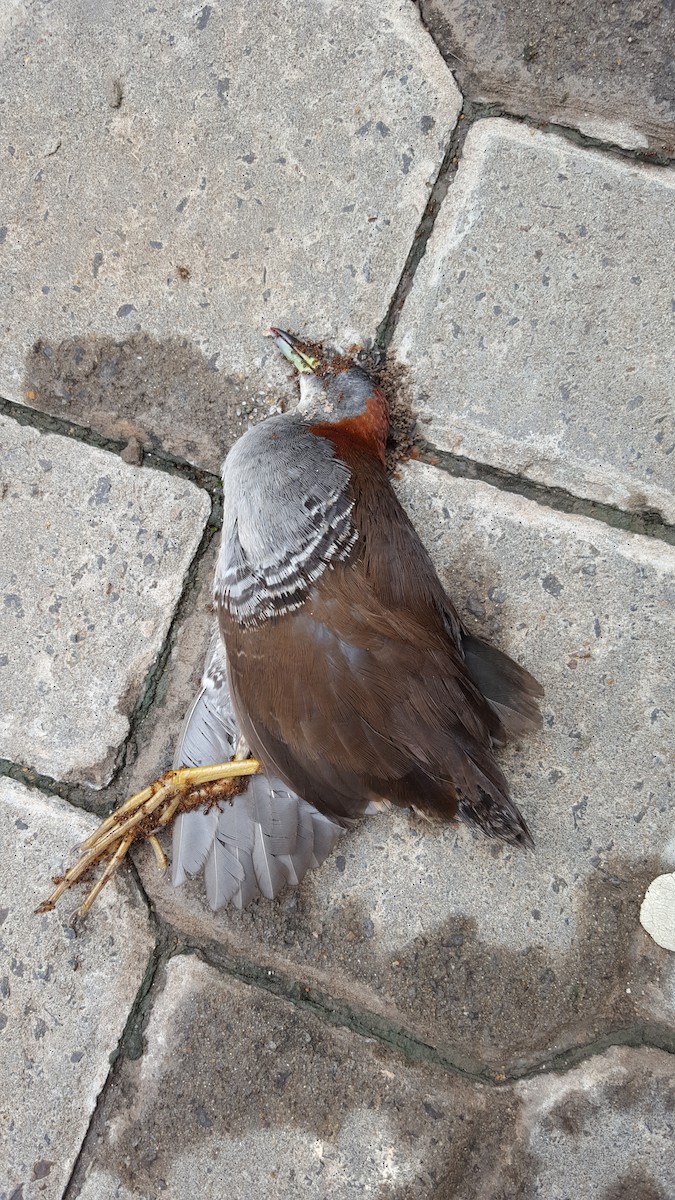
top-left (195, 4), bottom-right (212, 30)
top-left (418, 0), bottom-right (675, 154)
top-left (602, 1173), bottom-right (669, 1200)
top-left (78, 960), bottom-right (519, 1198)
top-left (185, 852), bottom-right (669, 1081)
top-left (363, 349), bottom-right (417, 473)
top-left (31, 1161), bottom-right (54, 1181)
top-left (23, 333), bottom-right (259, 474)
top-left (545, 1091), bottom-right (598, 1136)
top-left (542, 573), bottom-right (563, 596)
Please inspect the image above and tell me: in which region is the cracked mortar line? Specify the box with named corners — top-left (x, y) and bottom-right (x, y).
top-left (0, 392), bottom-right (224, 805)
top-left (0, 393), bottom-right (225, 501)
top-left (58, 881), bottom-right (675, 1200)
top-left (415, 441), bottom-right (675, 547)
top-left (166, 937), bottom-right (675, 1085)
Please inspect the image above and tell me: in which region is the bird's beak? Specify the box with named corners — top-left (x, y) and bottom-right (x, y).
top-left (269, 328), bottom-right (319, 374)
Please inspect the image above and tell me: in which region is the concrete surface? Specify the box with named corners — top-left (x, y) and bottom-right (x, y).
top-left (0, 779), bottom-right (153, 1200)
top-left (0, 415), bottom-right (209, 786)
top-left (419, 0), bottom-right (675, 153)
top-left (69, 957), bottom-right (675, 1200)
top-left (393, 119), bottom-right (675, 523)
top-left (1, 0), bottom-right (674, 1195)
top-left (514, 1045), bottom-right (675, 1199)
top-left (0, 0), bottom-right (460, 471)
top-left (135, 462), bottom-right (675, 1075)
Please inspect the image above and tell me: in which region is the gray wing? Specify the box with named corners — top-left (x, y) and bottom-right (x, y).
top-left (171, 629), bottom-right (342, 910)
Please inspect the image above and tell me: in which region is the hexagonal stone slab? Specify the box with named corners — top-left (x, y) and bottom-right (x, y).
top-left (393, 120), bottom-right (675, 524)
top-left (0, 416), bottom-right (210, 785)
top-left (135, 462), bottom-right (675, 1075)
top-left (0, 779), bottom-right (154, 1200)
top-left (70, 958), bottom-right (675, 1199)
top-left (0, 0), bottom-right (460, 472)
top-left (419, 0), bottom-right (675, 153)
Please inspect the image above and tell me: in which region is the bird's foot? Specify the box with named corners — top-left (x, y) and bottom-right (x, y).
top-left (35, 759), bottom-right (261, 921)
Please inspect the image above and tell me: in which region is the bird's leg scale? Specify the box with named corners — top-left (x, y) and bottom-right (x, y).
top-left (35, 759), bottom-right (260, 920)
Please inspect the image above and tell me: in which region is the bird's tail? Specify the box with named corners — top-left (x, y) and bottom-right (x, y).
top-left (461, 631), bottom-right (544, 742)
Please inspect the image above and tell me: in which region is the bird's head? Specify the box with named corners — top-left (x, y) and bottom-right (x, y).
top-left (270, 328), bottom-right (389, 462)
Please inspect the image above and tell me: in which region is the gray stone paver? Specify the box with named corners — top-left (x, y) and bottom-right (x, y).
top-left (0, 0), bottom-right (460, 471)
top-left (1, 0), bottom-right (674, 1194)
top-left (0, 779), bottom-right (154, 1200)
top-left (393, 119), bottom-right (675, 524)
top-left (419, 0), bottom-right (675, 153)
top-left (514, 1046), bottom-right (675, 1199)
top-left (72, 956), bottom-right (675, 1199)
top-left (0, 416), bottom-right (209, 786)
top-left (136, 462), bottom-right (675, 1074)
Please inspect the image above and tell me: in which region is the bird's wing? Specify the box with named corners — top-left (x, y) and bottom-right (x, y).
top-left (222, 449), bottom-right (539, 845)
top-left (171, 630), bottom-right (341, 909)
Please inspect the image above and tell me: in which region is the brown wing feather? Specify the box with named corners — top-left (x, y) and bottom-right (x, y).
top-left (220, 446), bottom-right (539, 845)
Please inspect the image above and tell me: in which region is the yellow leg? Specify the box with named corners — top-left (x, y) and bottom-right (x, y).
top-left (36, 758), bottom-right (261, 920)
top-left (147, 835), bottom-right (168, 872)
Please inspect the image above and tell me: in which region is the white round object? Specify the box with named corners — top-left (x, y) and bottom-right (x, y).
top-left (640, 873), bottom-right (675, 952)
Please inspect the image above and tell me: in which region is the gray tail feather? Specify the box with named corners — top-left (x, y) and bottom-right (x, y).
top-left (171, 629), bottom-right (341, 910)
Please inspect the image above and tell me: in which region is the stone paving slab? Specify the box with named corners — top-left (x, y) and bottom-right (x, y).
top-left (0, 416), bottom-right (210, 786)
top-left (393, 119), bottom-right (675, 524)
top-left (135, 461), bottom-right (675, 1075)
top-left (122, 543), bottom-right (218, 803)
top-left (0, 0), bottom-right (460, 473)
top-left (513, 1045), bottom-right (675, 1199)
top-left (0, 778), bottom-right (154, 1200)
top-left (70, 956), bottom-right (675, 1199)
top-left (420, 0), bottom-right (675, 153)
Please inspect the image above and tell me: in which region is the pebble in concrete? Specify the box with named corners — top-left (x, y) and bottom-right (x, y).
top-left (0, 779), bottom-right (154, 1200)
top-left (136, 462), bottom-right (675, 1076)
top-left (71, 957), bottom-right (675, 1198)
top-left (0, 416), bottom-right (210, 786)
top-left (0, 0), bottom-right (460, 471)
top-left (419, 0), bottom-right (675, 153)
top-left (393, 119), bottom-right (675, 524)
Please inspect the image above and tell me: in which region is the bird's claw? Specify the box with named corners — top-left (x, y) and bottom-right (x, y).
top-left (35, 758), bottom-right (261, 920)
